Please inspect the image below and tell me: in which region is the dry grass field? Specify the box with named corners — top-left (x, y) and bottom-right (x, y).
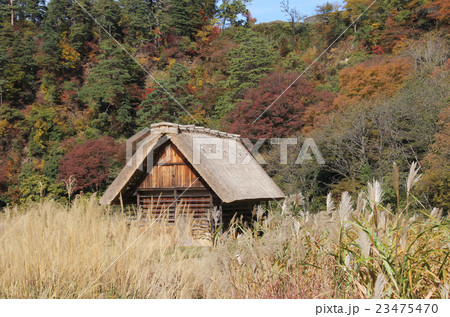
top-left (0, 171), bottom-right (448, 299)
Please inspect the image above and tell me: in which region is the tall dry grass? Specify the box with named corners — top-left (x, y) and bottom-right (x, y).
top-left (0, 179), bottom-right (448, 298)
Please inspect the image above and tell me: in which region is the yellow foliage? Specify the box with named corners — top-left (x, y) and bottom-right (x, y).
top-left (167, 58), bottom-right (176, 69)
top-left (52, 107), bottom-right (71, 135)
top-left (392, 38), bottom-right (413, 55)
top-left (59, 37), bottom-right (81, 69)
top-left (371, 22), bottom-right (381, 30)
top-left (0, 119), bottom-right (10, 138)
top-left (33, 159), bottom-right (45, 172)
top-left (33, 119), bottom-right (49, 149)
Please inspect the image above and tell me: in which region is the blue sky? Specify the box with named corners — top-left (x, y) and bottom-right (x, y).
top-left (247, 0), bottom-right (345, 23)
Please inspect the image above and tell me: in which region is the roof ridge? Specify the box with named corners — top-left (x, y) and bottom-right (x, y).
top-left (150, 122), bottom-right (240, 139)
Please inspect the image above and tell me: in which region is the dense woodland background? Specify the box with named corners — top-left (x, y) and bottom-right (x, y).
top-left (0, 0), bottom-right (448, 212)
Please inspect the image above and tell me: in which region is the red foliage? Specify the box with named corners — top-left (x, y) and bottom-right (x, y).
top-left (224, 72), bottom-right (335, 139)
top-left (378, 10), bottom-right (422, 52)
top-left (58, 136), bottom-right (122, 192)
top-left (372, 45), bottom-right (385, 55)
top-left (144, 86), bottom-right (157, 97)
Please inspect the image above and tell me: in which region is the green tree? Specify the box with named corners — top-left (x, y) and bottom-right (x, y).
top-left (216, 28), bottom-right (279, 116)
top-left (0, 26), bottom-right (38, 104)
top-left (80, 40), bottom-right (140, 136)
top-left (92, 0), bottom-right (122, 38)
top-left (43, 143), bottom-right (64, 180)
top-left (26, 105), bottom-right (65, 156)
top-left (0, 0), bottom-right (14, 25)
top-left (41, 0), bottom-right (93, 62)
top-left (169, 0), bottom-right (215, 38)
top-left (16, 0), bottom-right (46, 24)
top-left (119, 0), bottom-right (158, 45)
top-left (228, 30), bottom-right (279, 88)
top-left (67, 0), bottom-right (94, 52)
top-left (137, 63), bottom-right (198, 125)
top-left (1, 0), bottom-right (45, 25)
top-left (218, 0), bottom-right (251, 28)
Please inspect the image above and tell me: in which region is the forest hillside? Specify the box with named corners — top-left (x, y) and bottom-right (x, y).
top-left (0, 0), bottom-right (448, 212)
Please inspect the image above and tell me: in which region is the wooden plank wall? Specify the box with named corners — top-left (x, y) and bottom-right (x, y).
top-left (138, 189), bottom-right (214, 240)
top-left (139, 143), bottom-right (204, 188)
top-left (138, 189), bottom-right (212, 218)
top-left (137, 142), bottom-right (214, 240)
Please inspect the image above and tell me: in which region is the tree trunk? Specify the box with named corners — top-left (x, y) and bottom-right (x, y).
top-left (10, 0), bottom-right (14, 26)
top-left (221, 17), bottom-right (226, 30)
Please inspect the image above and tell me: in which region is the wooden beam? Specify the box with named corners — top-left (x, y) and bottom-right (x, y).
top-left (119, 192), bottom-right (124, 213)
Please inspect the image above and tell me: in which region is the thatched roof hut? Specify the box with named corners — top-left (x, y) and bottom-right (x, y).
top-left (100, 122), bottom-right (284, 238)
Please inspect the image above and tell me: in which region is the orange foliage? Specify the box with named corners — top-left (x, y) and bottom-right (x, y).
top-left (195, 24), bottom-right (220, 50)
top-left (334, 57), bottom-right (414, 108)
top-left (426, 0), bottom-right (450, 24)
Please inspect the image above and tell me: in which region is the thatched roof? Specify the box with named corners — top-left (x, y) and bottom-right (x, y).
top-left (100, 122), bottom-right (285, 205)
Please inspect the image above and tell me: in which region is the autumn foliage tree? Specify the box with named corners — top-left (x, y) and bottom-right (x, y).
top-left (343, 0), bottom-right (439, 51)
top-left (58, 136), bottom-right (123, 193)
top-left (225, 72), bottom-right (335, 139)
top-left (426, 0), bottom-right (450, 25)
top-left (334, 57), bottom-right (414, 108)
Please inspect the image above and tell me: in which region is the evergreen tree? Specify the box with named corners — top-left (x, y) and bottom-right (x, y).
top-left (80, 40), bottom-right (137, 136)
top-left (41, 0), bottom-right (70, 33)
top-left (119, 0), bottom-right (157, 45)
top-left (41, 0), bottom-right (93, 58)
top-left (168, 0), bottom-right (217, 38)
top-left (227, 29), bottom-right (279, 90)
top-left (0, 0), bottom-right (45, 25)
top-left (14, 0), bottom-right (46, 24)
top-left (0, 24), bottom-right (13, 102)
top-left (137, 63), bottom-right (198, 125)
top-left (0, 0), bottom-right (16, 25)
top-left (169, 0), bottom-right (200, 38)
top-left (216, 28), bottom-right (279, 116)
top-left (0, 25), bottom-right (37, 104)
top-left (67, 0), bottom-right (94, 52)
top-left (93, 0), bottom-right (122, 38)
